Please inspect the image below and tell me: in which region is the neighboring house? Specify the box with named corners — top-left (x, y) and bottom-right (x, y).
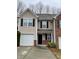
top-left (17, 8), bottom-right (56, 46)
top-left (54, 14), bottom-right (61, 49)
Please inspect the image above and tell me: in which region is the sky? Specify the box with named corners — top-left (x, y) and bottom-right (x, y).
top-left (19, 0), bottom-right (61, 8)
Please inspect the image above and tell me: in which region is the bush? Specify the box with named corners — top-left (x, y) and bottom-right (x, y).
top-left (17, 31), bottom-right (21, 46)
top-left (48, 41), bottom-right (56, 48)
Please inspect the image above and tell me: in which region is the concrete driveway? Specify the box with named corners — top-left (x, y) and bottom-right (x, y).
top-left (17, 47), bottom-right (32, 59)
top-left (17, 46), bottom-right (56, 59)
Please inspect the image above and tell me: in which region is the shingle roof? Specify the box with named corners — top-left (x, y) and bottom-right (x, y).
top-left (18, 8), bottom-right (57, 20)
top-left (37, 14), bottom-right (56, 20)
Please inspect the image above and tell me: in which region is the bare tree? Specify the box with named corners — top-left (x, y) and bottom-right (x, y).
top-left (17, 1), bottom-right (25, 15)
top-left (57, 8), bottom-right (61, 14)
top-left (36, 2), bottom-right (43, 14)
top-left (29, 4), bottom-right (34, 12)
top-left (52, 7), bottom-right (57, 14)
top-left (46, 5), bottom-right (50, 14)
top-left (28, 2), bottom-right (61, 14)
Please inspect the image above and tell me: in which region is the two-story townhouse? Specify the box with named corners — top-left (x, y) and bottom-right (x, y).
top-left (37, 14), bottom-right (56, 45)
top-left (17, 8), bottom-right (56, 46)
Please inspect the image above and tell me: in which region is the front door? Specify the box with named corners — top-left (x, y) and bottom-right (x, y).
top-left (38, 34), bottom-right (42, 44)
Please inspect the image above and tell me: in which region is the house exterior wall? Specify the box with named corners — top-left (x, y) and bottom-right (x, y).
top-left (37, 20), bottom-right (53, 29)
top-left (37, 20), bottom-right (54, 45)
top-left (18, 12), bottom-right (37, 30)
top-left (18, 10), bottom-right (38, 46)
top-left (58, 37), bottom-right (61, 49)
top-left (20, 10), bottom-right (36, 18)
top-left (48, 21), bottom-right (53, 29)
top-left (17, 9), bottom-right (56, 46)
top-left (55, 14), bottom-right (61, 49)
top-left (18, 27), bottom-right (36, 34)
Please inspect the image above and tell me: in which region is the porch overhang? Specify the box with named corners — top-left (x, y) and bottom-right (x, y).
top-left (37, 29), bottom-right (53, 34)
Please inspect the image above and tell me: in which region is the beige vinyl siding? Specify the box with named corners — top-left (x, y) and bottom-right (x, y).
top-left (18, 9), bottom-right (37, 41)
top-left (48, 21), bottom-right (53, 29)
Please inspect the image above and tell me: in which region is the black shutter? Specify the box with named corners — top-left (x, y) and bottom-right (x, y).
top-left (47, 21), bottom-right (48, 28)
top-left (33, 19), bottom-right (35, 26)
top-left (40, 21), bottom-right (42, 28)
top-left (21, 18), bottom-right (23, 26)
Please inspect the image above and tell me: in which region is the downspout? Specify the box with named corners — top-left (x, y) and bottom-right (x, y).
top-left (53, 18), bottom-right (56, 43)
top-left (36, 18), bottom-right (37, 46)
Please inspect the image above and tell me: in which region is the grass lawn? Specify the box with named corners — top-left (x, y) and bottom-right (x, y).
top-left (48, 47), bottom-right (61, 59)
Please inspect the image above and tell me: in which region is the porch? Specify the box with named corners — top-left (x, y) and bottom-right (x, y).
top-left (37, 33), bottom-right (54, 45)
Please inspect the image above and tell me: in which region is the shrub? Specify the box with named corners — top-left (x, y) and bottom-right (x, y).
top-left (48, 41), bottom-right (51, 47)
top-left (48, 41), bottom-right (56, 48)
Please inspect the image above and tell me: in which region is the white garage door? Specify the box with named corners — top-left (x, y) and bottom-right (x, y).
top-left (20, 35), bottom-right (34, 46)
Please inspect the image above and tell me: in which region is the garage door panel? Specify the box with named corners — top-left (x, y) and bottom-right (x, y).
top-left (20, 35), bottom-right (34, 46)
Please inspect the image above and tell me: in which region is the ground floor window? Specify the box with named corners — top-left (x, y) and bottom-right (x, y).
top-left (47, 34), bottom-right (51, 41)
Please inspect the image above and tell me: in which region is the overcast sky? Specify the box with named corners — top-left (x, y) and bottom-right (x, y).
top-left (19, 0), bottom-right (61, 8)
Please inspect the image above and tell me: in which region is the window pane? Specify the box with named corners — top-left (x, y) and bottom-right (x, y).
top-left (47, 34), bottom-right (51, 40)
top-left (23, 20), bottom-right (27, 26)
top-left (23, 19), bottom-right (33, 27)
top-left (28, 20), bottom-right (33, 26)
top-left (42, 21), bottom-right (47, 28)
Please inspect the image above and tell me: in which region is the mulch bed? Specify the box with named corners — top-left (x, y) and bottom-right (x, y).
top-left (48, 47), bottom-right (61, 59)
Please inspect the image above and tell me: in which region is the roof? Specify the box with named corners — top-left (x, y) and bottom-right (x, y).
top-left (18, 8), bottom-right (57, 20)
top-left (37, 14), bottom-right (56, 20)
top-left (20, 8), bottom-right (38, 17)
top-left (53, 13), bottom-right (61, 19)
top-left (55, 13), bottom-right (61, 20)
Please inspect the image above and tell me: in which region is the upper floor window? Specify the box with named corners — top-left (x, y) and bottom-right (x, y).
top-left (24, 19), bottom-right (33, 26)
top-left (23, 19), bottom-right (33, 26)
top-left (21, 18), bottom-right (35, 27)
top-left (42, 21), bottom-right (47, 28)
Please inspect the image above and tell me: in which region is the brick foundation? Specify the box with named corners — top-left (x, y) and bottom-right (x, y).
top-left (42, 40), bottom-right (48, 45)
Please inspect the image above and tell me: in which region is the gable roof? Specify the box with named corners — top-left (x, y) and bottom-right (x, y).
top-left (37, 14), bottom-right (56, 20)
top-left (20, 8), bottom-right (38, 17)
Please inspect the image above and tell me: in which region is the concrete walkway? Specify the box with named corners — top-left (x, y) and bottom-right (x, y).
top-left (24, 46), bottom-right (56, 59)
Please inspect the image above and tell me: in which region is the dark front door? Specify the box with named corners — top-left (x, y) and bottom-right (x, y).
top-left (38, 34), bottom-right (42, 44)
